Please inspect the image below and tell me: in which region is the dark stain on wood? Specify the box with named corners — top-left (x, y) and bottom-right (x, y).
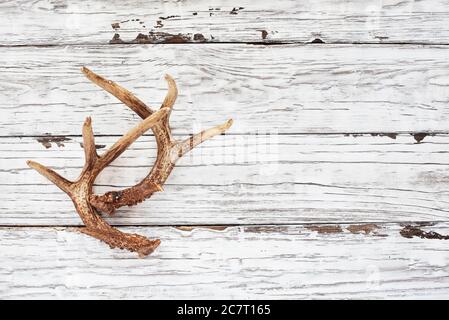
top-left (176, 226), bottom-right (228, 232)
top-left (155, 32), bottom-right (197, 43)
top-left (370, 133), bottom-right (397, 139)
top-left (347, 224), bottom-right (379, 235)
top-left (345, 133), bottom-right (363, 138)
top-left (344, 132), bottom-right (435, 141)
top-left (79, 142), bottom-right (106, 150)
top-left (109, 33), bottom-right (124, 44)
top-left (400, 225), bottom-right (449, 240)
top-left (192, 12), bottom-right (198, 16)
top-left (53, 3), bottom-right (68, 9)
top-left (111, 32), bottom-right (208, 44)
top-left (343, 132), bottom-right (439, 141)
top-left (244, 226), bottom-right (289, 233)
top-left (258, 30), bottom-right (268, 40)
top-left (111, 22), bottom-right (120, 30)
top-left (374, 35), bottom-right (389, 41)
top-left (36, 136), bottom-right (71, 149)
top-left (247, 41), bottom-right (290, 46)
top-left (311, 38), bottom-right (325, 43)
top-left (306, 225), bottom-right (343, 234)
top-left (193, 33), bottom-right (206, 41)
top-left (155, 20), bottom-right (163, 28)
top-left (412, 132), bottom-right (434, 143)
top-left (230, 7), bottom-right (244, 15)
top-left (133, 33), bottom-right (151, 43)
top-left (401, 221), bottom-right (436, 227)
top-left (159, 15), bottom-right (180, 20)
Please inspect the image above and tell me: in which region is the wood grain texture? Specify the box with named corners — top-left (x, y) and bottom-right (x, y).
top-left (3, 44), bottom-right (449, 136)
top-left (3, 0), bottom-right (449, 45)
top-left (3, 0), bottom-right (449, 299)
top-left (1, 223), bottom-right (449, 299)
top-left (3, 134), bottom-right (449, 225)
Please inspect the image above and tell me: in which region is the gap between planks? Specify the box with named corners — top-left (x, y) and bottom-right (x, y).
top-left (4, 42), bottom-right (449, 49)
top-left (1, 220), bottom-right (448, 228)
top-left (1, 132), bottom-right (447, 138)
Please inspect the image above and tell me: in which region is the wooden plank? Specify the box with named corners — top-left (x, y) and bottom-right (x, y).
top-left (1, 223), bottom-right (449, 299)
top-left (2, 134), bottom-right (449, 225)
top-left (2, 0), bottom-right (449, 45)
top-left (3, 44), bottom-right (449, 136)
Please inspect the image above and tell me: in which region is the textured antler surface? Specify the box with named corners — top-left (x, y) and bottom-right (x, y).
top-left (82, 67), bottom-right (233, 215)
top-left (27, 67), bottom-right (233, 256)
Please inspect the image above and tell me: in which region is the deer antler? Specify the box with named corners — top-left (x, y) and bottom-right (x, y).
top-left (27, 67), bottom-right (233, 256)
top-left (82, 67), bottom-right (233, 215)
top-left (28, 109), bottom-right (169, 257)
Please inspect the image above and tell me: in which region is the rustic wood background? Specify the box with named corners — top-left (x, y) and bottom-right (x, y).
top-left (2, 0), bottom-right (449, 299)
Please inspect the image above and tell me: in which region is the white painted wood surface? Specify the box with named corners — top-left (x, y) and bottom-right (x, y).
top-left (2, 135), bottom-right (449, 225)
top-left (2, 0), bottom-right (449, 45)
top-left (2, 44), bottom-right (449, 136)
top-left (1, 223), bottom-right (449, 299)
top-left (2, 0), bottom-right (449, 299)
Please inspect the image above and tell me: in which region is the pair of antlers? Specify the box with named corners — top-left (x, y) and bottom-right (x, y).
top-left (27, 67), bottom-right (233, 257)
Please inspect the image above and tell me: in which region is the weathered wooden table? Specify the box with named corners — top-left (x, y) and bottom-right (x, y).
top-left (2, 0), bottom-right (449, 299)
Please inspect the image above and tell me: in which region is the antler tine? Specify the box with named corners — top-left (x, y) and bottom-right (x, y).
top-left (27, 108), bottom-right (169, 257)
top-left (161, 74), bottom-right (178, 110)
top-left (175, 119), bottom-right (233, 159)
top-left (84, 69), bottom-right (233, 215)
top-left (81, 67), bottom-right (153, 119)
top-left (82, 117), bottom-right (98, 171)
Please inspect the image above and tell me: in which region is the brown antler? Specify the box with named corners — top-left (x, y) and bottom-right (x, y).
top-left (27, 109), bottom-right (169, 257)
top-left (82, 67), bottom-right (233, 215)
